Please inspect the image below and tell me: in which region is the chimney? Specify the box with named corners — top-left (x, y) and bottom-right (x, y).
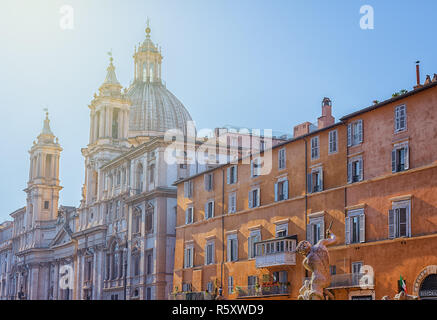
top-left (424, 75), bottom-right (432, 85)
top-left (433, 74), bottom-right (437, 83)
top-left (317, 97), bottom-right (335, 129)
top-left (293, 122), bottom-right (313, 138)
top-left (414, 61), bottom-right (422, 89)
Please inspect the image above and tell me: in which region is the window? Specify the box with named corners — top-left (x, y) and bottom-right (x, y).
top-left (182, 283), bottom-right (191, 293)
top-left (136, 163), bottom-right (144, 192)
top-left (307, 167), bottom-right (323, 193)
top-left (251, 158), bottom-right (261, 178)
top-left (228, 192), bottom-right (237, 214)
top-left (204, 173), bottom-right (213, 191)
top-left (184, 181), bottom-right (193, 198)
top-left (44, 201), bottom-right (50, 210)
top-left (347, 120), bottom-right (363, 146)
top-left (348, 157), bottom-right (363, 183)
top-left (275, 224), bottom-right (288, 238)
top-left (278, 148), bottom-right (286, 170)
top-left (275, 179), bottom-right (289, 201)
top-left (329, 130), bottom-right (338, 154)
top-left (311, 136), bottom-right (319, 160)
top-left (345, 209), bottom-right (365, 244)
top-left (352, 261), bottom-right (363, 274)
top-left (228, 276), bottom-right (234, 294)
top-left (205, 201), bottom-right (215, 219)
top-left (112, 109), bottom-right (119, 139)
top-left (133, 206), bottom-right (141, 234)
top-left (248, 230), bottom-right (261, 259)
top-left (145, 203), bottom-right (154, 233)
top-left (146, 251), bottom-right (153, 275)
top-left (184, 245), bottom-right (194, 268)
top-left (206, 281), bottom-right (214, 293)
top-left (392, 143), bottom-right (409, 173)
top-left (227, 234), bottom-right (238, 262)
top-left (148, 164), bottom-right (155, 184)
top-left (395, 105), bottom-right (407, 132)
top-left (308, 216), bottom-right (324, 245)
top-left (205, 241), bottom-right (215, 265)
top-left (132, 253), bottom-right (140, 276)
top-left (272, 271), bottom-right (287, 284)
top-left (185, 207), bottom-right (194, 225)
top-left (248, 276), bottom-right (258, 290)
top-left (389, 201), bottom-right (411, 239)
top-left (330, 265), bottom-right (337, 275)
top-left (248, 188), bottom-right (260, 208)
top-left (227, 165), bottom-right (238, 184)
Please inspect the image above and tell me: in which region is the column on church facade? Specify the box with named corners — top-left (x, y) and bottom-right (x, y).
top-left (29, 265), bottom-right (39, 300)
top-left (53, 262), bottom-right (59, 300)
top-left (99, 108), bottom-right (105, 140)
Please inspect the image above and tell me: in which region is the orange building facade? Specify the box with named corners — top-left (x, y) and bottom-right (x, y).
top-left (172, 76), bottom-right (437, 300)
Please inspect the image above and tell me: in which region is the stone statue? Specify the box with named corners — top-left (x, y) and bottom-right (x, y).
top-left (296, 229), bottom-right (337, 300)
top-left (382, 291), bottom-right (419, 300)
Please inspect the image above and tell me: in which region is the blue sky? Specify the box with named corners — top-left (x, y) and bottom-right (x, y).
top-left (0, 0), bottom-right (436, 221)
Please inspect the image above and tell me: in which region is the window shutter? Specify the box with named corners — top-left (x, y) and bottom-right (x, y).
top-left (388, 209), bottom-right (395, 239)
top-left (284, 180), bottom-right (289, 200)
top-left (232, 194), bottom-right (236, 212)
top-left (256, 188), bottom-right (261, 207)
top-left (184, 248), bottom-right (187, 268)
top-left (233, 238), bottom-right (238, 261)
top-left (204, 174), bottom-right (208, 190)
top-left (307, 223), bottom-right (312, 244)
top-left (404, 145), bottom-right (409, 170)
top-left (211, 201), bottom-right (215, 218)
top-left (307, 173), bottom-right (312, 194)
top-left (359, 213), bottom-right (365, 243)
top-left (391, 149), bottom-right (397, 173)
top-left (184, 182), bottom-right (188, 198)
top-left (248, 190), bottom-right (253, 208)
top-left (319, 168), bottom-right (324, 191)
top-left (211, 173), bottom-right (214, 189)
top-left (320, 218), bottom-right (325, 239)
top-left (347, 124), bottom-right (352, 146)
top-left (274, 183), bottom-right (278, 202)
top-left (190, 181), bottom-right (193, 198)
top-left (185, 209), bottom-right (188, 224)
top-left (358, 159), bottom-right (363, 181)
top-left (205, 203), bottom-right (208, 219)
top-left (204, 245), bottom-right (208, 265)
top-left (358, 120), bottom-right (363, 143)
top-left (227, 167), bottom-right (230, 184)
top-left (190, 248), bottom-right (194, 267)
top-left (234, 166), bottom-right (238, 183)
top-left (347, 161), bottom-right (352, 184)
top-left (227, 238), bottom-right (231, 262)
top-left (345, 216), bottom-right (350, 245)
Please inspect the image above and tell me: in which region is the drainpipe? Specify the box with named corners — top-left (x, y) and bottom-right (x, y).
top-left (304, 138), bottom-right (308, 279)
top-left (220, 168), bottom-right (225, 296)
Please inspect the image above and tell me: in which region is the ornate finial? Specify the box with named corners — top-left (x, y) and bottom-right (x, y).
top-left (146, 17), bottom-right (151, 36)
top-left (107, 49), bottom-right (113, 64)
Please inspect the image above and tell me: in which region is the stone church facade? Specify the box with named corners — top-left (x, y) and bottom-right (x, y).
top-left (0, 26), bottom-right (206, 300)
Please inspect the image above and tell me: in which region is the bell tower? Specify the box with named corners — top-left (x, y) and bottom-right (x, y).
top-left (81, 55), bottom-right (131, 207)
top-left (25, 111), bottom-right (62, 224)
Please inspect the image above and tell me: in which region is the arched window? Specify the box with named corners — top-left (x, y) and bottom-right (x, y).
top-left (133, 206), bottom-right (142, 234)
top-left (45, 154), bottom-right (52, 178)
top-left (145, 203), bottom-right (154, 234)
top-left (142, 63), bottom-right (147, 82)
top-left (149, 63), bottom-right (154, 82)
top-left (112, 109), bottom-right (119, 139)
top-left (111, 242), bottom-right (120, 279)
top-left (136, 163), bottom-right (144, 193)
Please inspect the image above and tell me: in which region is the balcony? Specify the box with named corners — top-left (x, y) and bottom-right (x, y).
top-left (169, 292), bottom-right (215, 300)
top-left (255, 236), bottom-right (297, 268)
top-left (303, 273), bottom-right (374, 290)
top-left (328, 273), bottom-right (374, 289)
top-left (237, 283), bottom-right (290, 298)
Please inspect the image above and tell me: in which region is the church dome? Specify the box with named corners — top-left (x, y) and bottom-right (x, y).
top-left (127, 81), bottom-right (192, 137)
top-left (127, 24), bottom-right (192, 138)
